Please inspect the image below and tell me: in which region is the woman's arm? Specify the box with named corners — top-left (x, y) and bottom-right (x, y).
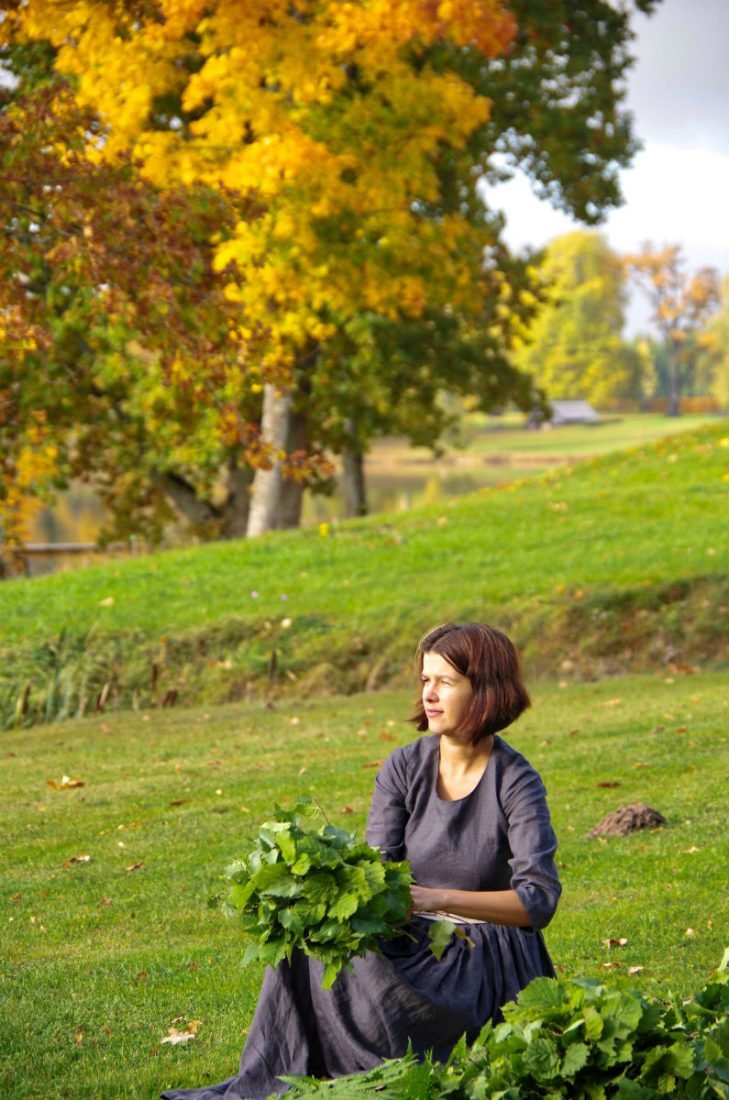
top-left (365, 751), bottom-right (409, 862)
top-left (410, 884), bottom-right (532, 927)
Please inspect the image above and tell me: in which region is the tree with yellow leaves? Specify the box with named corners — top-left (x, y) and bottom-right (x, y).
top-left (625, 243), bottom-right (720, 417)
top-left (3, 0), bottom-right (662, 537)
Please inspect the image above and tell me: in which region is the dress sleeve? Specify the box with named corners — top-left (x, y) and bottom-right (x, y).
top-left (502, 765), bottom-right (562, 930)
top-left (365, 749), bottom-right (409, 863)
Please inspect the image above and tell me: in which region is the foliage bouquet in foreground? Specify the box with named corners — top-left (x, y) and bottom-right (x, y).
top-left (282, 949), bottom-right (729, 1097)
top-left (221, 802), bottom-right (413, 989)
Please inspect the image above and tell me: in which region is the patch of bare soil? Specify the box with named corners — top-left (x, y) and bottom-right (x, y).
top-left (588, 803), bottom-right (667, 837)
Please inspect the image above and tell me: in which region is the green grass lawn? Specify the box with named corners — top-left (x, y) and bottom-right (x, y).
top-left (2, 674), bottom-right (727, 1098)
top-left (465, 412), bottom-right (721, 457)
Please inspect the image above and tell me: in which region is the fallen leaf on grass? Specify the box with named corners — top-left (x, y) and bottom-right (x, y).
top-left (602, 698), bottom-right (623, 707)
top-left (599, 961), bottom-right (622, 969)
top-left (161, 1031), bottom-right (195, 1047)
top-left (125, 861), bottom-right (145, 872)
top-left (603, 937), bottom-right (628, 948)
top-left (168, 799), bottom-right (190, 807)
top-left (161, 1019), bottom-right (202, 1046)
top-left (686, 846), bottom-right (701, 854)
top-left (363, 760), bottom-right (382, 769)
top-left (99, 897), bottom-right (112, 907)
top-left (628, 966), bottom-right (645, 975)
top-left (340, 805), bottom-right (354, 815)
top-left (596, 781), bottom-right (621, 788)
top-left (685, 927), bottom-right (697, 938)
top-left (63, 855), bottom-right (91, 868)
top-left (632, 761), bottom-right (651, 769)
top-left (75, 1028), bottom-right (85, 1046)
top-left (187, 962), bottom-right (200, 971)
top-left (47, 775), bottom-right (85, 790)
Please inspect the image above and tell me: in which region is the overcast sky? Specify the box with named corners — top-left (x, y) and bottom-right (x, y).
top-left (491, 0), bottom-right (729, 332)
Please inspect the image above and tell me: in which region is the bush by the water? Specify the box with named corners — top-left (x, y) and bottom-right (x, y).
top-left (283, 949), bottom-right (729, 1097)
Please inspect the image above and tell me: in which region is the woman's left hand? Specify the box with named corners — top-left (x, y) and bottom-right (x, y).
top-left (409, 884), bottom-right (445, 913)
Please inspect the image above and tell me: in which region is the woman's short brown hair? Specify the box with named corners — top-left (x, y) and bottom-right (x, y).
top-left (410, 622), bottom-right (530, 744)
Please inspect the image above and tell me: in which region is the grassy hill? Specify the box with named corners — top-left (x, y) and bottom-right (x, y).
top-left (1, 421), bottom-right (728, 727)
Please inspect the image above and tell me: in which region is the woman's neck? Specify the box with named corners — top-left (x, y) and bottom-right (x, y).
top-left (438, 733), bottom-right (493, 774)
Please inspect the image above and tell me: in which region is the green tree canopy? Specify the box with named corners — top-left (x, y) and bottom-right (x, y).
top-left (512, 230), bottom-right (639, 407)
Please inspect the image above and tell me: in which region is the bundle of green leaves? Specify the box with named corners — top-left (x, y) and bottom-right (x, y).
top-left (283, 948), bottom-right (729, 1097)
top-left (221, 802), bottom-right (414, 989)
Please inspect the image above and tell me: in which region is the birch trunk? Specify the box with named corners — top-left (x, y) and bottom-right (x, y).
top-left (246, 385), bottom-right (294, 537)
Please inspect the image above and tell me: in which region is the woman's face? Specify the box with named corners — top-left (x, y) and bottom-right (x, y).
top-left (421, 651), bottom-right (473, 738)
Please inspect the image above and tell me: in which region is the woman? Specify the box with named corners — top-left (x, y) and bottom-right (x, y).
top-left (162, 622), bottom-right (561, 1100)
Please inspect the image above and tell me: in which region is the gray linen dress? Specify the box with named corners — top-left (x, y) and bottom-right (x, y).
top-left (161, 734), bottom-right (561, 1100)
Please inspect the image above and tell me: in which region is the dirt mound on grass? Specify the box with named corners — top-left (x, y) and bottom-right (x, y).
top-left (588, 803), bottom-right (667, 837)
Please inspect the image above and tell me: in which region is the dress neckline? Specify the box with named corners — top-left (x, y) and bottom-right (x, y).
top-left (432, 735), bottom-right (497, 804)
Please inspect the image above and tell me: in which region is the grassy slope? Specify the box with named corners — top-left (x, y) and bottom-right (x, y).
top-left (1, 422), bottom-right (728, 722)
top-left (2, 675), bottom-right (728, 1098)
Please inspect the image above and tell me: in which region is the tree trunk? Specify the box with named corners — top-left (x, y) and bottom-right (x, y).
top-left (156, 471), bottom-right (220, 528)
top-left (220, 460), bottom-right (253, 538)
top-left (666, 340), bottom-right (682, 417)
top-left (276, 405), bottom-right (307, 530)
top-left (342, 447), bottom-right (368, 517)
top-left (246, 384), bottom-right (294, 537)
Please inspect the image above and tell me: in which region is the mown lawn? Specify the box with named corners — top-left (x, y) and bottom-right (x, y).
top-left (2, 673), bottom-right (727, 1098)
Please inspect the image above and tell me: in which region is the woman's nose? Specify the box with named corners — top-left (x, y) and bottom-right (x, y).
top-left (424, 683), bottom-right (438, 701)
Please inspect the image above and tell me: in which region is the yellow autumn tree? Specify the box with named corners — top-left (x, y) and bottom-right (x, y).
top-left (625, 243), bottom-right (720, 417)
top-left (6, 0), bottom-right (519, 533)
top-left (4, 0), bottom-right (664, 536)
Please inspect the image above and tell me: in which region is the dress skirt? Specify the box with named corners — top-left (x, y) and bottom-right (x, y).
top-left (161, 916), bottom-right (555, 1099)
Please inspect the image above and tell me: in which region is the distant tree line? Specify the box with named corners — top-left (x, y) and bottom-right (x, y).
top-left (512, 231), bottom-right (722, 416)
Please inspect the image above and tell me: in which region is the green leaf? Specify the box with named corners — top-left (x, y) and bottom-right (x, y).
top-left (641, 1042), bottom-right (695, 1082)
top-left (225, 880), bottom-right (255, 911)
top-left (302, 872), bottom-right (338, 905)
top-left (561, 1042), bottom-right (590, 1077)
top-left (505, 977), bottom-right (570, 1025)
top-left (583, 1006), bottom-right (604, 1041)
top-left (291, 853), bottom-right (312, 876)
top-left (522, 1036), bottom-right (561, 1081)
top-left (428, 919), bottom-right (456, 961)
top-left (261, 877), bottom-right (305, 899)
top-left (328, 893), bottom-right (360, 922)
top-left (612, 1078), bottom-right (656, 1099)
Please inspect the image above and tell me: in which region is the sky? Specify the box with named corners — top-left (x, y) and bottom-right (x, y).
top-left (489, 0), bottom-right (729, 333)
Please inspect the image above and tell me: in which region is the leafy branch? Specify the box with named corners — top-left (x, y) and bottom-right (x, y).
top-left (219, 801), bottom-right (463, 990)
